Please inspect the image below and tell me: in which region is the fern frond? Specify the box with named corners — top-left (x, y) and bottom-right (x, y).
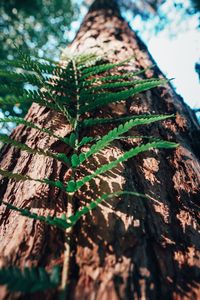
top-left (0, 168), bottom-right (43, 183)
top-left (77, 55), bottom-right (103, 69)
top-left (43, 179), bottom-right (66, 190)
top-left (81, 114), bottom-right (171, 127)
top-left (66, 140), bottom-right (178, 192)
top-left (78, 136), bottom-right (96, 147)
top-left (0, 117), bottom-right (76, 151)
top-left (0, 95), bottom-right (32, 108)
top-left (0, 70), bottom-right (42, 86)
top-left (0, 83), bottom-right (23, 95)
top-left (116, 135), bottom-right (161, 141)
top-left (2, 190), bottom-right (148, 230)
top-left (81, 78), bottom-right (160, 93)
top-left (1, 58), bottom-right (58, 77)
top-left (17, 49), bottom-right (61, 76)
top-left (68, 191), bottom-right (148, 226)
top-left (31, 55), bottom-right (60, 65)
top-left (80, 57), bottom-right (133, 80)
top-left (80, 66), bottom-right (155, 88)
top-left (79, 79), bottom-right (166, 113)
top-left (0, 117), bottom-right (64, 141)
top-left (0, 93), bottom-right (60, 114)
top-left (0, 168), bottom-right (65, 191)
top-left (0, 134), bottom-right (70, 165)
top-left (71, 114), bottom-right (174, 168)
top-left (2, 201), bottom-right (70, 230)
top-left (0, 265), bottom-right (60, 292)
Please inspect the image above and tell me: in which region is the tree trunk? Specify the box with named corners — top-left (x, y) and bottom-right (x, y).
top-left (0, 0), bottom-right (200, 299)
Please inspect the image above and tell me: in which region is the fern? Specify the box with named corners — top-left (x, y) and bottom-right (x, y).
top-left (81, 66), bottom-right (154, 87)
top-left (66, 140), bottom-right (178, 193)
top-left (81, 114), bottom-right (169, 127)
top-left (78, 136), bottom-right (96, 147)
top-left (1, 200), bottom-right (70, 230)
top-left (0, 265), bottom-right (60, 292)
top-left (82, 78), bottom-right (162, 92)
top-left (72, 114), bottom-right (174, 168)
top-left (0, 134), bottom-right (71, 166)
top-left (0, 69), bottom-right (43, 86)
top-left (67, 191), bottom-right (149, 226)
top-left (0, 168), bottom-right (66, 191)
top-left (1, 191), bottom-right (148, 230)
top-left (84, 65), bottom-right (155, 83)
top-left (0, 50), bottom-right (178, 295)
top-left (0, 168), bottom-right (46, 184)
top-left (0, 117), bottom-right (67, 144)
top-left (80, 79), bottom-right (166, 113)
top-left (80, 57), bottom-right (133, 80)
top-left (0, 92), bottom-right (62, 113)
top-left (17, 49), bottom-right (62, 76)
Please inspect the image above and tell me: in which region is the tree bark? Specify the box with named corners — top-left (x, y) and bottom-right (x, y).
top-left (0, 0), bottom-right (200, 299)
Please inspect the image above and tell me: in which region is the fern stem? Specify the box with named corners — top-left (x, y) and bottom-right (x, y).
top-left (72, 58), bottom-right (80, 131)
top-left (60, 59), bottom-right (81, 298)
top-left (60, 192), bottom-right (74, 298)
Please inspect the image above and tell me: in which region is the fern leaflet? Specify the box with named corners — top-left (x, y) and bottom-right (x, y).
top-left (0, 266), bottom-right (60, 292)
top-left (66, 140), bottom-right (178, 192)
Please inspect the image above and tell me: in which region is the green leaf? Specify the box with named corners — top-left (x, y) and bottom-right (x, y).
top-left (17, 48), bottom-right (62, 76)
top-left (0, 94), bottom-right (32, 107)
top-left (1, 189), bottom-right (149, 232)
top-left (69, 132), bottom-right (76, 148)
top-left (67, 191), bottom-right (148, 226)
top-left (2, 201), bottom-right (70, 230)
top-left (0, 265), bottom-right (60, 293)
top-left (0, 92), bottom-right (62, 114)
top-left (81, 114), bottom-right (161, 127)
top-left (0, 117), bottom-right (68, 145)
top-left (71, 153), bottom-right (80, 168)
top-left (80, 57), bottom-right (133, 80)
top-left (80, 79), bottom-right (166, 113)
top-left (43, 179), bottom-right (66, 191)
top-left (81, 65), bottom-right (155, 87)
top-left (55, 153), bottom-right (70, 166)
top-left (0, 133), bottom-right (72, 166)
top-left (0, 69), bottom-right (43, 86)
top-left (74, 114), bottom-right (174, 167)
top-left (82, 78), bottom-right (161, 94)
top-left (66, 180), bottom-right (77, 193)
top-left (0, 168), bottom-right (43, 184)
top-left (67, 140), bottom-right (178, 192)
top-left (0, 134), bottom-right (62, 163)
top-left (78, 136), bottom-right (95, 147)
top-left (77, 55), bottom-right (103, 69)
top-left (0, 169), bottom-right (65, 192)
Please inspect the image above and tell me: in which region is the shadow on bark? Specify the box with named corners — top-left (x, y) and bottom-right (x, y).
top-left (71, 146), bottom-right (200, 299)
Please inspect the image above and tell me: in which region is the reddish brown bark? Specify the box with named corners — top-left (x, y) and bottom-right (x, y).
top-left (0, 0), bottom-right (200, 299)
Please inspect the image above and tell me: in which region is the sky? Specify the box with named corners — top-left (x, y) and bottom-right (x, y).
top-left (67, 0), bottom-right (200, 110)
top-left (127, 0), bottom-right (200, 110)
top-left (148, 30), bottom-right (199, 109)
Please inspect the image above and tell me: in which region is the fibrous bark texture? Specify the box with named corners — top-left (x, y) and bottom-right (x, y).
top-left (0, 0), bottom-right (200, 299)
